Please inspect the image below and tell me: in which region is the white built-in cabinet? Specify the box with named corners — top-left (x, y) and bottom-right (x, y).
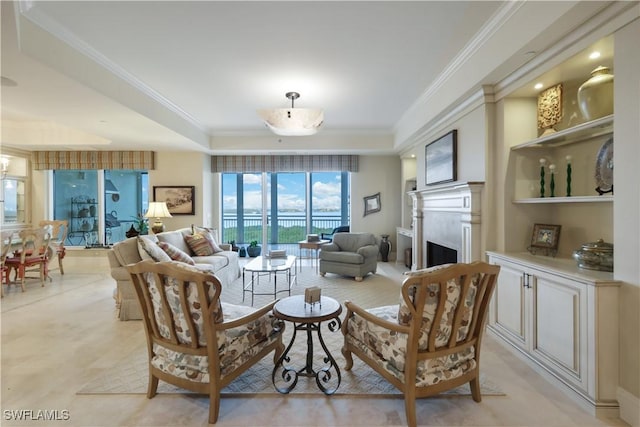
top-left (491, 42), bottom-right (620, 415)
top-left (487, 251), bottom-right (619, 416)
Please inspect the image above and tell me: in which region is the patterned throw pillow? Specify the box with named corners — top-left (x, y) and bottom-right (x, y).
top-left (137, 236), bottom-right (171, 262)
top-left (184, 231), bottom-right (223, 256)
top-left (157, 241), bottom-right (196, 265)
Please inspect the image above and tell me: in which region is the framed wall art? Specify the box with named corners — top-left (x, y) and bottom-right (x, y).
top-left (425, 130), bottom-right (457, 185)
top-left (363, 192), bottom-right (381, 216)
top-left (527, 223), bottom-right (561, 256)
top-left (153, 186), bottom-right (195, 215)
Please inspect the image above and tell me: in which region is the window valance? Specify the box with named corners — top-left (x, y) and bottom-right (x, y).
top-left (32, 151), bottom-right (155, 170)
top-left (211, 155), bottom-right (358, 173)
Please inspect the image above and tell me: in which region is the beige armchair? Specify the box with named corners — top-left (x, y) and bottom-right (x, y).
top-left (319, 232), bottom-right (379, 281)
top-left (341, 262), bottom-right (500, 427)
top-left (127, 260), bottom-right (285, 424)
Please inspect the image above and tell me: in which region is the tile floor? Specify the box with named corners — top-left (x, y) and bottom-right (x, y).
top-left (0, 251), bottom-right (629, 426)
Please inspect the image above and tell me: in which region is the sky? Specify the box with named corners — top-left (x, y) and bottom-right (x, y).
top-left (222, 172), bottom-right (343, 213)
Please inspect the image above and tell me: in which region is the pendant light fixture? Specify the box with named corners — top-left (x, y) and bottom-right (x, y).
top-left (258, 92), bottom-right (323, 136)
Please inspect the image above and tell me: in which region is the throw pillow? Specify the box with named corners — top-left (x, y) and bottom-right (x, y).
top-left (157, 241), bottom-right (196, 265)
top-left (184, 231), bottom-right (223, 256)
top-left (137, 236), bottom-right (171, 262)
top-left (191, 225), bottom-right (220, 242)
top-left (202, 231), bottom-right (223, 253)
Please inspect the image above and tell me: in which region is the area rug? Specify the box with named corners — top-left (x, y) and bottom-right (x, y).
top-left (78, 264), bottom-right (504, 397)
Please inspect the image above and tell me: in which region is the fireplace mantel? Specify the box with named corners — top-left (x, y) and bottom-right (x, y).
top-left (408, 182), bottom-right (484, 269)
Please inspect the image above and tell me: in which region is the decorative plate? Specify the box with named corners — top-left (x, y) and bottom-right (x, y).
top-left (595, 137), bottom-right (613, 195)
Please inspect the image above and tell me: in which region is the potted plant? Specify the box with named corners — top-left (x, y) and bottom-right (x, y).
top-left (247, 240), bottom-right (261, 257)
top-left (131, 213), bottom-right (149, 234)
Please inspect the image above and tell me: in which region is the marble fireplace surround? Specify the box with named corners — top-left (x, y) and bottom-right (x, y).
top-left (409, 182), bottom-right (484, 270)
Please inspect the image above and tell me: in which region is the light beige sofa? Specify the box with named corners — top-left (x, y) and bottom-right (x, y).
top-left (108, 227), bottom-right (240, 320)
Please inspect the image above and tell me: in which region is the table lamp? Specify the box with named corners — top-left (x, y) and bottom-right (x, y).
top-left (144, 202), bottom-right (172, 234)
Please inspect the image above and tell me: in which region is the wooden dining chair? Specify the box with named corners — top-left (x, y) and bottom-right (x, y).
top-left (1, 230), bottom-right (15, 297)
top-left (39, 220), bottom-right (68, 275)
top-left (4, 228), bottom-right (51, 292)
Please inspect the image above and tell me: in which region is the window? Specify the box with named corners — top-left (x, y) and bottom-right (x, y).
top-left (221, 172), bottom-right (349, 246)
top-left (53, 170), bottom-right (148, 247)
top-left (1, 178), bottom-right (26, 224)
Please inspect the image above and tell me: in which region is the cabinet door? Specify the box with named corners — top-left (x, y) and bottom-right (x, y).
top-left (531, 271), bottom-right (587, 391)
top-left (489, 257), bottom-right (528, 350)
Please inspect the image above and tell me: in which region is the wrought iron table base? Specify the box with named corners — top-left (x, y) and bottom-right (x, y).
top-left (272, 317), bottom-right (341, 395)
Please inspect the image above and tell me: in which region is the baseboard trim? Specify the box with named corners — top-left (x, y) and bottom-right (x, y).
top-left (617, 387), bottom-right (640, 426)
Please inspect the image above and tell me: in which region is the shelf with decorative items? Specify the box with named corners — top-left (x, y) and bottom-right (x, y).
top-left (512, 114), bottom-right (613, 150)
top-left (511, 115), bottom-right (613, 203)
top-left (69, 198), bottom-right (99, 246)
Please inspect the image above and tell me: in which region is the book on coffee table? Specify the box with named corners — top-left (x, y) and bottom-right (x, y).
top-left (268, 249), bottom-right (287, 258)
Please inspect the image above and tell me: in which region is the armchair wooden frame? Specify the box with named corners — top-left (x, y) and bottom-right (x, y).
top-left (127, 260), bottom-right (284, 424)
top-left (341, 262), bottom-right (500, 427)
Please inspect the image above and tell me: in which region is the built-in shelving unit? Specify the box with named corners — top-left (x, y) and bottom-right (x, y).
top-left (512, 114), bottom-right (613, 150)
top-left (511, 114), bottom-right (613, 203)
top-left (496, 35), bottom-right (618, 417)
top-left (514, 195), bottom-right (612, 204)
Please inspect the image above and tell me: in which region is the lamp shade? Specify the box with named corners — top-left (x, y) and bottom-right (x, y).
top-left (144, 202), bottom-right (172, 219)
top-left (258, 92), bottom-right (323, 136)
top-left (257, 108), bottom-right (324, 136)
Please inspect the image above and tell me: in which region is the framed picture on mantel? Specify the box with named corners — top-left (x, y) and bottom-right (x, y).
top-left (425, 130), bottom-right (457, 185)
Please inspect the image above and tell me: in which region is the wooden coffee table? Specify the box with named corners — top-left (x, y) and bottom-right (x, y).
top-left (271, 295), bottom-right (342, 395)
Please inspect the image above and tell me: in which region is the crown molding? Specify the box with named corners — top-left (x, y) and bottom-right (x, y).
top-left (395, 86), bottom-right (494, 154)
top-left (397, 1), bottom-right (524, 131)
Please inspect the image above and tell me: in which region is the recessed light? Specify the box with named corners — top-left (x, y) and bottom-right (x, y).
top-left (589, 51), bottom-right (601, 60)
top-left (411, 154), bottom-right (416, 158)
top-left (534, 83), bottom-right (544, 90)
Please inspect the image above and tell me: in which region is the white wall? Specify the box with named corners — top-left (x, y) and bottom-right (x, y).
top-left (151, 151), bottom-right (210, 231)
top-left (414, 104), bottom-right (486, 193)
top-left (350, 155), bottom-right (401, 254)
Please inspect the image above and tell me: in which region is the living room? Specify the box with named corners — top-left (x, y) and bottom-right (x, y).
top-left (1, 2), bottom-right (639, 426)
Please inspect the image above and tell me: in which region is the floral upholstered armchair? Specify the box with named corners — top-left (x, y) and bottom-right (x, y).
top-left (341, 262), bottom-right (500, 427)
top-left (127, 260), bottom-right (284, 424)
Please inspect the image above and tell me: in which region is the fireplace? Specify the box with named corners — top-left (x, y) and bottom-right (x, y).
top-left (426, 241), bottom-right (458, 267)
top-left (409, 182), bottom-right (484, 270)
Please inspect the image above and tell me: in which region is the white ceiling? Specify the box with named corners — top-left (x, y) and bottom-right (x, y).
top-left (0, 1), bottom-right (618, 155)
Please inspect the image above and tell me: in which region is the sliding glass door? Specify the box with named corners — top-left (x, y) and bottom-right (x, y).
top-left (221, 172), bottom-right (349, 248)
